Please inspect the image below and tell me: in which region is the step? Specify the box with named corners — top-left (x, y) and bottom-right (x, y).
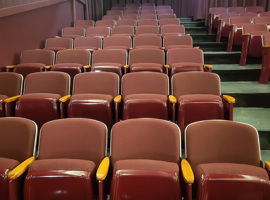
top-left (191, 34), bottom-right (216, 42)
top-left (213, 64), bottom-right (261, 81)
top-left (180, 21), bottom-right (205, 27)
top-left (204, 51), bottom-right (261, 64)
top-left (221, 81), bottom-right (270, 108)
top-left (234, 107), bottom-right (270, 150)
top-left (185, 27), bottom-right (208, 34)
top-left (194, 42), bottom-right (227, 51)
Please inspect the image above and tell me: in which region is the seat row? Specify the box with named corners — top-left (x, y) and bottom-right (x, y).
top-left (6, 47), bottom-right (212, 80)
top-left (0, 71), bottom-right (234, 133)
top-left (208, 6), bottom-right (266, 33)
top-left (1, 117), bottom-right (269, 200)
top-left (46, 33), bottom-right (190, 52)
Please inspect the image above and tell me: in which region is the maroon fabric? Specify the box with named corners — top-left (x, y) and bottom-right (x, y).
top-left (114, 159), bottom-right (179, 173)
top-left (14, 63), bottom-right (45, 78)
top-left (29, 158), bottom-right (96, 172)
top-left (130, 63), bottom-right (163, 72)
top-left (0, 157), bottom-right (19, 170)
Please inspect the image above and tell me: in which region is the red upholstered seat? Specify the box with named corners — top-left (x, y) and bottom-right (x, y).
top-left (74, 20), bottom-right (95, 28)
top-left (104, 35), bottom-right (132, 50)
top-left (171, 72), bottom-right (234, 137)
top-left (0, 117), bottom-right (37, 200)
top-left (62, 27), bottom-right (85, 39)
top-left (74, 36), bottom-right (102, 51)
top-left (24, 118), bottom-right (107, 200)
top-left (259, 32), bottom-right (270, 84)
top-left (182, 120), bottom-right (270, 200)
top-left (109, 118), bottom-right (181, 200)
top-left (86, 26), bottom-right (111, 37)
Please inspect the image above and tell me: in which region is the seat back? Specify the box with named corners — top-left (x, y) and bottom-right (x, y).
top-left (24, 72), bottom-right (70, 96)
top-left (163, 35), bottom-right (192, 48)
top-left (73, 72), bottom-right (119, 96)
top-left (96, 20), bottom-right (116, 28)
top-left (140, 10), bottom-right (156, 15)
top-left (129, 48), bottom-right (164, 65)
top-left (45, 38), bottom-right (73, 49)
top-left (133, 34), bottom-right (161, 48)
top-left (135, 25), bottom-right (159, 35)
top-left (124, 10), bottom-right (139, 15)
top-left (159, 18), bottom-right (180, 27)
top-left (122, 72), bottom-right (168, 96)
top-left (74, 20), bottom-right (95, 28)
top-left (262, 32), bottom-right (270, 46)
top-left (230, 16), bottom-right (251, 24)
top-left (161, 25), bottom-right (185, 35)
top-left (74, 37), bottom-right (102, 49)
top-left (254, 16), bottom-right (270, 24)
top-left (20, 49), bottom-right (55, 65)
top-left (243, 23), bottom-right (268, 34)
top-left (138, 19), bottom-right (158, 26)
top-left (259, 12), bottom-right (270, 17)
top-left (117, 19), bottom-right (137, 26)
top-left (38, 118), bottom-right (107, 166)
top-left (111, 118), bottom-right (180, 167)
top-left (227, 7), bottom-right (245, 14)
top-left (121, 14), bottom-right (138, 20)
top-left (86, 26), bottom-right (111, 37)
top-left (104, 36), bottom-right (132, 49)
top-left (239, 12), bottom-right (258, 18)
top-left (92, 49), bottom-right (127, 65)
top-left (157, 9), bottom-right (173, 15)
top-left (185, 120), bottom-right (261, 169)
top-left (111, 26), bottom-right (134, 36)
top-left (62, 27), bottom-right (85, 37)
top-left (171, 72), bottom-right (221, 97)
top-left (167, 48), bottom-right (203, 66)
top-left (0, 73), bottom-right (23, 97)
top-left (158, 14), bottom-right (176, 20)
top-left (245, 6), bottom-right (264, 13)
top-left (107, 10), bottom-right (123, 16)
top-left (156, 5), bottom-right (171, 10)
top-left (103, 15), bottom-right (121, 21)
top-left (0, 117), bottom-right (37, 162)
top-left (139, 14), bottom-right (157, 20)
top-left (56, 49), bottom-right (91, 65)
top-left (218, 12), bottom-right (237, 20)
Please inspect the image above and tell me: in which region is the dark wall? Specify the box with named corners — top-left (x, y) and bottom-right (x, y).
top-left (0, 0), bottom-right (84, 67)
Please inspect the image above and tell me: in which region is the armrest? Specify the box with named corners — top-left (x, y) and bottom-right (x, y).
top-left (169, 95), bottom-right (177, 104)
top-left (96, 157), bottom-right (110, 181)
top-left (205, 64), bottom-right (213, 69)
top-left (161, 47), bottom-right (165, 50)
top-left (129, 48), bottom-right (134, 50)
top-left (265, 161), bottom-right (270, 171)
top-left (55, 36), bottom-right (61, 38)
top-left (4, 95), bottom-right (21, 103)
top-left (263, 45), bottom-right (270, 48)
top-left (114, 95), bottom-right (122, 103)
top-left (164, 64), bottom-right (170, 68)
top-left (45, 65), bottom-right (52, 69)
top-left (6, 65), bottom-right (16, 69)
top-left (124, 65), bottom-right (129, 69)
top-left (8, 156), bottom-right (35, 180)
top-left (242, 33), bottom-right (250, 36)
top-left (181, 159), bottom-right (194, 184)
top-left (223, 95), bottom-right (235, 104)
top-left (59, 95), bottom-right (71, 103)
top-left (194, 46), bottom-right (200, 49)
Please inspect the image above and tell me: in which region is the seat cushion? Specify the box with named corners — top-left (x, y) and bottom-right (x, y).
top-left (15, 93), bottom-right (61, 128)
top-left (130, 63), bottom-right (163, 73)
top-left (111, 159), bottom-right (181, 200)
top-left (114, 159), bottom-right (179, 173)
top-left (123, 94), bottom-right (168, 120)
top-left (29, 158), bottom-right (96, 172)
top-left (68, 94), bottom-right (114, 129)
top-left (177, 94), bottom-right (224, 136)
top-left (171, 62), bottom-right (203, 76)
top-left (14, 63), bottom-right (45, 78)
top-left (0, 157), bottom-right (19, 170)
top-left (52, 63), bottom-right (83, 80)
top-left (194, 163), bottom-right (270, 200)
top-left (92, 63), bottom-right (123, 77)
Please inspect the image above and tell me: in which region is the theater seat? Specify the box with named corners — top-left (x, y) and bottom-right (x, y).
top-left (259, 32), bottom-right (270, 84)
top-left (97, 118), bottom-right (181, 200)
top-left (5, 72), bottom-right (70, 128)
top-left (0, 73), bottom-right (23, 117)
top-left (133, 34), bottom-right (162, 49)
top-left (65, 72), bottom-right (120, 129)
top-left (166, 48), bottom-right (213, 77)
top-left (6, 49), bottom-right (55, 78)
top-left (182, 120), bottom-right (270, 200)
top-left (51, 49), bottom-right (91, 81)
top-left (0, 117), bottom-right (37, 200)
top-left (62, 27), bottom-right (85, 39)
top-left (44, 37), bottom-right (73, 52)
top-left (24, 118), bottom-right (107, 200)
top-left (119, 72), bottom-right (171, 120)
top-left (163, 35), bottom-right (193, 50)
top-left (170, 72), bottom-right (235, 137)
top-left (104, 35), bottom-right (132, 51)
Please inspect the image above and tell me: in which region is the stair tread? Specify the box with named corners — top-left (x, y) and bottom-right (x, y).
top-left (221, 81), bottom-right (270, 94)
top-left (213, 64), bottom-right (261, 70)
